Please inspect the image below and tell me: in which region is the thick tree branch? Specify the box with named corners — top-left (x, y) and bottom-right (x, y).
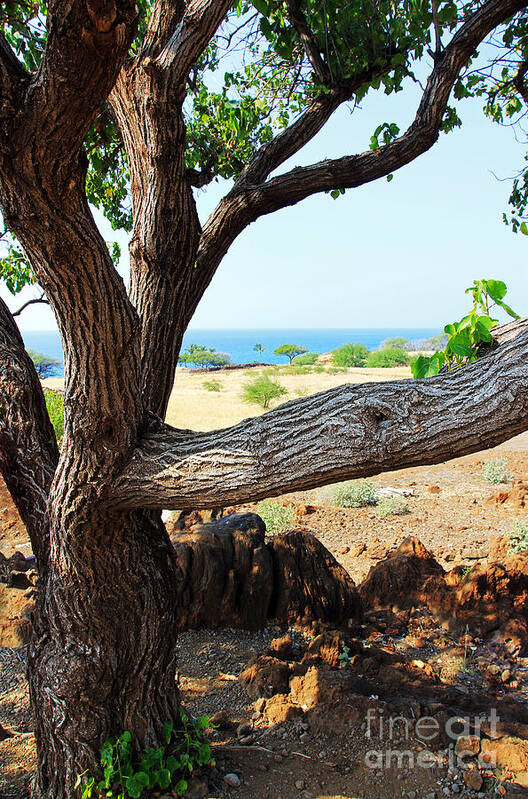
top-left (188, 0), bottom-right (527, 325)
top-left (156, 0), bottom-right (232, 84)
top-left (241, 55), bottom-right (402, 187)
top-left (112, 321), bottom-right (528, 511)
top-left (24, 0), bottom-right (138, 161)
top-left (0, 297), bottom-right (58, 565)
top-left (140, 0), bottom-right (186, 58)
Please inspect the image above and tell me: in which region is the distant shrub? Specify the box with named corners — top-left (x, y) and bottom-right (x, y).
top-left (332, 480), bottom-right (378, 508)
top-left (293, 352), bottom-right (319, 366)
top-left (483, 456), bottom-right (512, 484)
top-left (203, 379), bottom-right (222, 392)
top-left (332, 343), bottom-right (368, 367)
top-left (376, 496), bottom-right (410, 516)
top-left (326, 366), bottom-right (346, 374)
top-left (381, 337), bottom-right (408, 350)
top-left (313, 365), bottom-right (325, 373)
top-left (256, 500), bottom-right (296, 533)
top-left (179, 344), bottom-right (231, 368)
top-left (508, 518), bottom-right (528, 553)
top-left (242, 375), bottom-right (287, 409)
top-left (366, 348), bottom-right (410, 367)
top-left (44, 388), bottom-right (64, 447)
top-left (28, 349), bottom-right (61, 377)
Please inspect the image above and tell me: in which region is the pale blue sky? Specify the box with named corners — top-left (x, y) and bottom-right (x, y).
top-left (4, 73), bottom-right (527, 331)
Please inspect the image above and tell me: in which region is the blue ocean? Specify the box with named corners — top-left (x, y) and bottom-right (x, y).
top-left (22, 328), bottom-right (439, 376)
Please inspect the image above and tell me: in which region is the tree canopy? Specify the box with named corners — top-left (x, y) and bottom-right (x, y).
top-left (2, 0), bottom-right (528, 300)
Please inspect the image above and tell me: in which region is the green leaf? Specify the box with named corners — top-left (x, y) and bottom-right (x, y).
top-left (125, 772), bottom-right (150, 798)
top-left (153, 768), bottom-right (171, 788)
top-left (484, 279), bottom-right (507, 302)
top-left (162, 720), bottom-right (174, 744)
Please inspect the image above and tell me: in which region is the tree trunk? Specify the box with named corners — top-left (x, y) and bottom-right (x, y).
top-left (0, 138), bottom-right (186, 795)
top-left (29, 508), bottom-right (181, 798)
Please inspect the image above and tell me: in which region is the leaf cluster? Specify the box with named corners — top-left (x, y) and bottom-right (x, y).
top-left (411, 279), bottom-right (519, 379)
top-left (76, 713), bottom-right (214, 799)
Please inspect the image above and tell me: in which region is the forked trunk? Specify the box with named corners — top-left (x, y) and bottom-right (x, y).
top-left (29, 508), bottom-right (181, 798)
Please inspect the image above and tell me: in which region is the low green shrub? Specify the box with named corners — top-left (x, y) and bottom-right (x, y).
top-left (43, 388), bottom-right (64, 447)
top-left (376, 496), bottom-right (410, 516)
top-left (76, 713), bottom-right (214, 799)
top-left (202, 379), bottom-right (222, 392)
top-left (508, 518), bottom-right (528, 553)
top-left (256, 500), bottom-right (296, 533)
top-left (331, 343), bottom-right (368, 367)
top-left (482, 456), bottom-right (512, 484)
top-left (242, 375), bottom-right (287, 409)
top-left (292, 352), bottom-right (319, 366)
top-left (332, 480), bottom-right (378, 508)
top-left (366, 348), bottom-right (410, 367)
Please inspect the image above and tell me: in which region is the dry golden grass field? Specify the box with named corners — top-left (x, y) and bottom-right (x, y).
top-left (43, 363), bottom-right (411, 431)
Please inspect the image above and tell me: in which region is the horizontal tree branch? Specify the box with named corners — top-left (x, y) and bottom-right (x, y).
top-left (111, 320), bottom-right (528, 511)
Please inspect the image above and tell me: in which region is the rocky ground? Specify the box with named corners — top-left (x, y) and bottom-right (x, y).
top-left (1, 435), bottom-right (528, 799)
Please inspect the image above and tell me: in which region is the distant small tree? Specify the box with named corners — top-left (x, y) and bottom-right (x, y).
top-left (381, 336), bottom-right (408, 350)
top-left (28, 349), bottom-right (61, 377)
top-left (274, 344), bottom-right (307, 364)
top-left (179, 344), bottom-right (231, 368)
top-left (332, 343), bottom-right (369, 367)
top-left (254, 343), bottom-right (265, 361)
top-left (242, 375), bottom-right (287, 409)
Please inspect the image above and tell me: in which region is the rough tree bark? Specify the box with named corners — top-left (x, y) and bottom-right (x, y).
top-left (113, 323), bottom-right (528, 509)
top-left (0, 0), bottom-right (527, 795)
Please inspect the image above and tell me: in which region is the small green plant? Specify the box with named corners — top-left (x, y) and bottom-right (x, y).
top-left (256, 500), bottom-right (296, 533)
top-left (376, 496), bottom-right (410, 516)
top-left (292, 351), bottom-right (319, 366)
top-left (76, 713), bottom-right (214, 799)
top-left (338, 644), bottom-right (353, 668)
top-left (366, 347), bottom-right (410, 367)
top-left (43, 388), bottom-right (64, 447)
top-left (332, 480), bottom-right (378, 508)
top-left (412, 279), bottom-right (518, 378)
top-left (508, 518), bottom-right (528, 553)
top-left (202, 379), bottom-right (222, 392)
top-left (331, 343), bottom-right (368, 367)
top-left (483, 456), bottom-right (512, 484)
top-left (242, 375), bottom-right (287, 409)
